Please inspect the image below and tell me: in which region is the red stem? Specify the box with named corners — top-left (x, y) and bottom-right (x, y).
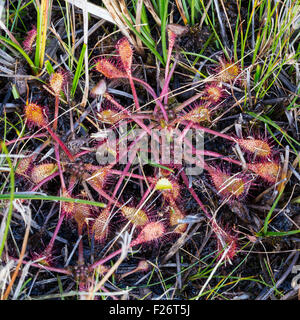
top-left (45, 211), bottom-right (66, 255)
top-left (12, 257), bottom-right (72, 275)
top-left (183, 138), bottom-right (242, 166)
top-left (54, 144), bottom-right (66, 190)
top-left (30, 172), bottom-right (60, 192)
top-left (165, 34), bottom-right (175, 82)
top-left (46, 125), bottom-right (74, 161)
top-left (111, 147), bottom-right (138, 202)
top-left (181, 121), bottom-right (236, 142)
top-left (136, 181), bottom-right (156, 208)
top-left (180, 169), bottom-right (232, 248)
top-left (173, 92), bottom-right (204, 113)
top-left (180, 170), bottom-right (212, 219)
top-left (161, 59), bottom-right (177, 105)
top-left (104, 93), bottom-right (153, 136)
top-left (129, 76), bottom-right (140, 111)
top-left (110, 130), bottom-right (149, 203)
top-left (53, 94), bottom-right (59, 132)
top-left (89, 234), bottom-right (146, 271)
top-left (86, 178), bottom-right (118, 204)
top-left (89, 247), bottom-right (123, 270)
top-left (3, 133), bottom-right (47, 148)
top-left (131, 77), bottom-right (169, 122)
top-left (110, 169), bottom-right (146, 181)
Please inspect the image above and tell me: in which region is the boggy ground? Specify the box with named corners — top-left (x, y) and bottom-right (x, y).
top-left (0, 0), bottom-right (299, 300)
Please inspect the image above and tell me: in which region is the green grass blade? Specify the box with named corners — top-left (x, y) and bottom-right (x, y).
top-left (122, 15), bottom-right (164, 64)
top-left (34, 0), bottom-right (51, 69)
top-left (45, 60), bottom-right (54, 75)
top-left (71, 43), bottom-right (87, 99)
top-left (161, 0), bottom-right (169, 63)
top-left (263, 189), bottom-right (284, 235)
top-left (0, 143), bottom-right (15, 259)
top-left (263, 230), bottom-right (300, 237)
top-left (0, 193), bottom-right (106, 209)
top-left (247, 112), bottom-right (300, 148)
top-left (0, 35), bottom-right (37, 74)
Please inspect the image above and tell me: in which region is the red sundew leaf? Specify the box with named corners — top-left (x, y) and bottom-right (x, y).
top-left (49, 70), bottom-right (68, 95)
top-left (73, 203), bottom-right (91, 231)
top-left (207, 166), bottom-right (249, 200)
top-left (131, 221), bottom-right (165, 246)
top-left (180, 103), bottom-right (212, 124)
top-left (205, 83), bottom-right (224, 103)
top-left (24, 102), bottom-right (75, 161)
top-left (30, 163), bottom-right (58, 184)
top-left (87, 165), bottom-right (112, 191)
top-left (168, 203), bottom-right (187, 234)
top-left (91, 207), bottom-right (111, 242)
top-left (248, 161), bottom-right (281, 183)
top-left (15, 156), bottom-right (33, 176)
top-left (95, 58), bottom-right (127, 79)
top-left (121, 206), bottom-right (149, 227)
top-left (154, 177), bottom-right (181, 201)
top-left (23, 26), bottom-right (37, 53)
top-left (24, 103), bottom-right (48, 127)
top-left (61, 191), bottom-right (75, 219)
top-left (216, 58), bottom-right (241, 83)
top-left (116, 37), bottom-right (133, 76)
top-left (216, 229), bottom-right (238, 261)
top-left (236, 138), bottom-right (272, 158)
top-left (212, 220), bottom-right (239, 261)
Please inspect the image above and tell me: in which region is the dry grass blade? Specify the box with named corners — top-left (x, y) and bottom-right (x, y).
top-left (102, 0), bottom-right (140, 52)
top-left (195, 244), bottom-right (232, 300)
top-left (0, 0), bottom-right (4, 18)
top-left (118, 0), bottom-right (133, 23)
top-left (256, 250), bottom-right (300, 300)
top-left (174, 0), bottom-right (188, 25)
top-left (11, 262), bottom-right (32, 300)
top-left (64, 0), bottom-right (115, 24)
top-left (1, 202), bottom-right (31, 300)
top-left (0, 48), bottom-right (15, 63)
top-left (144, 0), bottom-right (161, 26)
top-left (87, 231), bottom-right (132, 300)
top-left (35, 0), bottom-right (51, 69)
top-left (135, 0), bottom-right (145, 55)
top-left (278, 145), bottom-right (290, 194)
top-left (162, 220), bottom-right (204, 264)
top-left (0, 20), bottom-right (21, 47)
top-left (0, 261), bottom-right (15, 298)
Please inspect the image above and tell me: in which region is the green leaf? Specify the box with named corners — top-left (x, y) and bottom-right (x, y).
top-left (0, 143), bottom-right (15, 259)
top-left (0, 193), bottom-right (106, 209)
top-left (0, 35), bottom-right (37, 74)
top-left (71, 43), bottom-right (86, 98)
top-left (263, 189), bottom-right (284, 235)
top-left (292, 196), bottom-right (300, 204)
top-left (147, 160), bottom-right (174, 172)
top-left (122, 15), bottom-right (164, 65)
top-left (45, 60), bottom-right (54, 75)
top-left (259, 230), bottom-right (300, 237)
